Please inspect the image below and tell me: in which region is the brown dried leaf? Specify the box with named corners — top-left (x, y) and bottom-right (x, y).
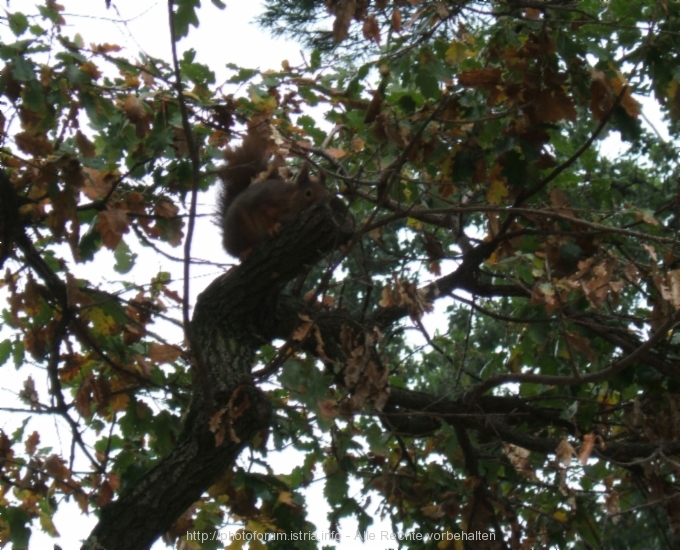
top-left (313, 324), bottom-right (328, 361)
top-left (76, 130), bottom-right (97, 158)
top-left (526, 7), bottom-right (541, 19)
top-left (391, 8), bottom-right (402, 32)
top-left (23, 276), bottom-right (42, 316)
top-left (80, 60), bottom-right (101, 80)
top-left (82, 168), bottom-right (114, 200)
top-left (396, 279), bottom-right (433, 320)
top-left (458, 68), bottom-right (503, 89)
top-left (604, 490), bottom-right (620, 521)
top-left (330, 0), bottom-right (356, 43)
top-left (351, 137), bottom-right (365, 152)
top-left (642, 243), bottom-right (658, 262)
top-left (487, 212), bottom-right (501, 239)
top-left (107, 472), bottom-right (121, 491)
top-left (209, 407), bottom-right (228, 447)
top-left (624, 263), bottom-right (639, 283)
top-left (589, 72), bottom-right (612, 121)
top-left (611, 74), bottom-right (639, 118)
top-left (579, 433), bottom-right (596, 465)
top-left (154, 199), bottom-right (179, 219)
top-left (24, 325), bottom-right (49, 360)
top-left (549, 189), bottom-right (575, 217)
top-left (435, 2), bottom-right (449, 19)
top-left (379, 285), bottom-right (397, 308)
top-left (91, 42), bottom-right (122, 54)
top-left (668, 270), bottom-right (680, 309)
top-left (19, 376), bottom-right (40, 409)
top-left (581, 261), bottom-right (613, 309)
top-left (293, 314), bottom-right (313, 341)
top-left (44, 454), bottom-right (71, 480)
top-left (278, 491), bottom-right (297, 507)
top-left (317, 399), bottom-right (339, 420)
top-left (97, 207), bottom-right (130, 250)
top-left (15, 130), bottom-right (54, 156)
top-left (565, 332), bottom-right (595, 361)
top-left (75, 491), bottom-right (89, 514)
top-left (421, 504), bottom-right (445, 519)
top-left (326, 147), bottom-right (347, 159)
top-left (364, 91), bottom-right (383, 123)
top-left (636, 209), bottom-right (658, 226)
top-left (148, 343), bottom-right (182, 364)
top-left (320, 295), bottom-right (335, 308)
top-left (98, 480), bottom-right (114, 507)
top-left (75, 375), bottom-right (94, 419)
top-left (555, 438), bottom-right (575, 468)
top-left (25, 431), bottom-right (40, 455)
top-left (362, 14), bottom-right (381, 43)
top-left (504, 444), bottom-right (537, 480)
top-left (340, 325), bottom-right (390, 411)
top-left (161, 287), bottom-right (183, 304)
top-left (122, 95), bottom-right (145, 123)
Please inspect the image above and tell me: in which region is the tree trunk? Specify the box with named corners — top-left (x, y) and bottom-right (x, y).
top-left (85, 199), bottom-right (354, 550)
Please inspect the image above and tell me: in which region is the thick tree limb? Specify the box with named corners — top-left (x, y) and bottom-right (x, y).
top-left (85, 199), bottom-right (354, 550)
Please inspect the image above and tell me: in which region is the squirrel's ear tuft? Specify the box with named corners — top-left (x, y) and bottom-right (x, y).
top-left (295, 163), bottom-right (310, 185)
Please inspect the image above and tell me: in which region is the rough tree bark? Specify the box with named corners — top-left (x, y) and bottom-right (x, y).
top-left (85, 198), bottom-right (354, 550)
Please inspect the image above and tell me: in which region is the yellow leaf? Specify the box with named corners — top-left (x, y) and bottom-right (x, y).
top-left (351, 137), bottom-right (364, 151)
top-left (610, 72), bottom-right (639, 118)
top-left (245, 520), bottom-right (268, 534)
top-left (88, 307), bottom-right (118, 335)
top-left (278, 491), bottom-right (295, 506)
top-left (553, 510), bottom-right (568, 523)
top-left (39, 512), bottom-right (60, 537)
top-left (249, 92), bottom-right (277, 113)
top-left (406, 217), bottom-right (423, 229)
top-left (486, 175), bottom-right (508, 205)
top-left (445, 40), bottom-right (471, 66)
top-left (109, 392), bottom-right (130, 413)
top-left (486, 249), bottom-right (500, 265)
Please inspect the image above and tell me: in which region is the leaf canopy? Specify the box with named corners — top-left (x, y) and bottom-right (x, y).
top-left (2, 1), bottom-right (680, 549)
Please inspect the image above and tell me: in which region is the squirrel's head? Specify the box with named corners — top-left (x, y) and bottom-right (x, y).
top-left (295, 164), bottom-right (328, 204)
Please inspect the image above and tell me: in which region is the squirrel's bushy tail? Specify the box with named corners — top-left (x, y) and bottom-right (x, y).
top-left (217, 124), bottom-right (278, 218)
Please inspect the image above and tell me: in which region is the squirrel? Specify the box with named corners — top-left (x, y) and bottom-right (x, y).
top-left (217, 125), bottom-right (328, 259)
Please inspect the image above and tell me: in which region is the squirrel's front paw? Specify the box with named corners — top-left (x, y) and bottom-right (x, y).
top-left (269, 222), bottom-right (283, 237)
top-left (239, 247), bottom-right (254, 261)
